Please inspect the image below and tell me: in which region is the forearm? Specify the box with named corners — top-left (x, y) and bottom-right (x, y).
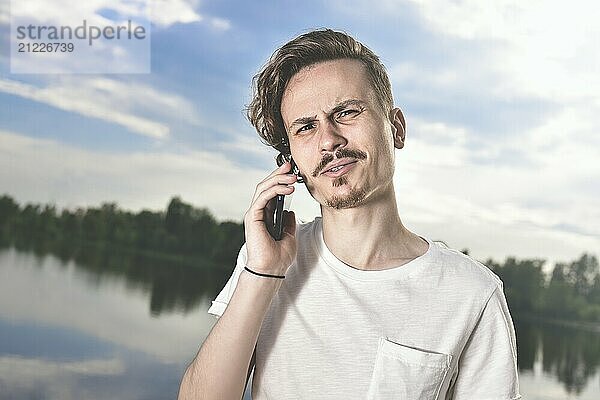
top-left (178, 270), bottom-right (282, 400)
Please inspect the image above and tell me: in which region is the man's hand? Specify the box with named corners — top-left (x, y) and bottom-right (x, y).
top-left (244, 161), bottom-right (298, 276)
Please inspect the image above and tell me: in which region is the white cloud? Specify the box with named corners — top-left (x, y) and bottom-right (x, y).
top-left (0, 130), bottom-right (259, 220)
top-left (395, 117), bottom-right (599, 269)
top-left (0, 77), bottom-right (201, 139)
top-left (406, 0), bottom-right (536, 41)
top-left (150, 0), bottom-right (203, 27)
top-left (402, 117), bottom-right (469, 168)
top-left (406, 0), bottom-right (600, 101)
top-left (0, 1), bottom-right (9, 24)
top-left (389, 1), bottom-right (600, 153)
top-left (391, 61), bottom-right (463, 91)
top-left (209, 16), bottom-right (231, 31)
top-left (9, 0), bottom-right (227, 29)
top-left (218, 132), bottom-right (272, 158)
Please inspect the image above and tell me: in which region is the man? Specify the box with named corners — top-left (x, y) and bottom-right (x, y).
top-left (179, 29), bottom-right (521, 400)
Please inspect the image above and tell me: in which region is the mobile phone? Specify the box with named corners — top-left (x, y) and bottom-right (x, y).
top-left (266, 156), bottom-right (302, 240)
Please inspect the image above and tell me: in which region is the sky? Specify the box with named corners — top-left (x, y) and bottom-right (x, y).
top-left (0, 0), bottom-right (598, 270)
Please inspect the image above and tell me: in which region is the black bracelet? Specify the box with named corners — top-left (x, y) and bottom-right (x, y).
top-left (244, 266), bottom-right (285, 279)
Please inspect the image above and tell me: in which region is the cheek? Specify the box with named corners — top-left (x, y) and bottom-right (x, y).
top-left (290, 145), bottom-right (316, 179)
top-left (368, 133), bottom-right (395, 175)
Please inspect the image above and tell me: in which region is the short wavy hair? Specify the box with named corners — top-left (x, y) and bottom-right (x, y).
top-left (246, 28), bottom-right (393, 155)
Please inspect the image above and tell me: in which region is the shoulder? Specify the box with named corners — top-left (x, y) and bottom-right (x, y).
top-left (428, 239), bottom-right (502, 297)
top-left (423, 240), bottom-right (508, 336)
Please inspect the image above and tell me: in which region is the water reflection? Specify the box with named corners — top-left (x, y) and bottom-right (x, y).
top-left (517, 319), bottom-right (600, 398)
top-left (5, 239), bottom-right (231, 316)
top-left (1, 245), bottom-right (599, 399)
top-left (0, 246), bottom-right (220, 399)
top-left (0, 319), bottom-right (176, 400)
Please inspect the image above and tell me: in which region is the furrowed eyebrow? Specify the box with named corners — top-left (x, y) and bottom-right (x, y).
top-left (287, 99), bottom-right (366, 131)
top-left (329, 99), bottom-right (366, 116)
top-left (288, 115), bottom-right (317, 131)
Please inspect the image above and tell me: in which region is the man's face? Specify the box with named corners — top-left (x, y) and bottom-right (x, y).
top-left (280, 59), bottom-right (403, 210)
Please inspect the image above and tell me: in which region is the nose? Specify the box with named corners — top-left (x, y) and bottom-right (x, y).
top-left (319, 119), bottom-right (347, 153)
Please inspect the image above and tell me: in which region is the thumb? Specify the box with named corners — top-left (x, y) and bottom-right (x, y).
top-left (282, 210), bottom-right (297, 237)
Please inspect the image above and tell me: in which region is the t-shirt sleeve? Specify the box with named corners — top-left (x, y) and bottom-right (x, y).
top-left (206, 243), bottom-right (248, 318)
top-left (450, 282), bottom-right (522, 400)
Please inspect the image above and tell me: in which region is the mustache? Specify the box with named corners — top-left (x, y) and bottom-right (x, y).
top-left (311, 148), bottom-right (367, 177)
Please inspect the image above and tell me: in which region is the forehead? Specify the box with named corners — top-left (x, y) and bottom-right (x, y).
top-left (280, 59), bottom-right (376, 124)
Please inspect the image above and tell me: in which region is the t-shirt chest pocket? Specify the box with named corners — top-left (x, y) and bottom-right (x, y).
top-left (367, 337), bottom-right (453, 400)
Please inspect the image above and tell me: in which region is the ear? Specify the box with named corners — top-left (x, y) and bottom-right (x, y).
top-left (389, 107), bottom-right (406, 149)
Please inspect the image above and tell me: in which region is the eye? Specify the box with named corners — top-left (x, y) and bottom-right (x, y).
top-left (297, 123), bottom-right (315, 133)
top-left (336, 108), bottom-right (360, 119)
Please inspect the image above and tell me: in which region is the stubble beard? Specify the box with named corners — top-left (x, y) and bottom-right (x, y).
top-left (325, 175), bottom-right (368, 209)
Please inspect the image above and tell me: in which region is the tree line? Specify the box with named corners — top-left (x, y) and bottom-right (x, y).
top-left (0, 194), bottom-right (244, 271)
top-left (487, 254), bottom-right (600, 322)
top-left (0, 193), bottom-right (598, 323)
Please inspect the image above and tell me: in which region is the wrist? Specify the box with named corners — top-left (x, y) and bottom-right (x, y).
top-left (240, 266), bottom-right (284, 292)
top-left (245, 259), bottom-right (287, 277)
top-left (244, 266), bottom-right (285, 279)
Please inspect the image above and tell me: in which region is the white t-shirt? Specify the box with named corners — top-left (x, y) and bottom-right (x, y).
top-left (208, 217), bottom-right (521, 400)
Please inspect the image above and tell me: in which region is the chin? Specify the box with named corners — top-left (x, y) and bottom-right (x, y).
top-left (309, 173), bottom-right (371, 209)
top-left (324, 186), bottom-right (368, 209)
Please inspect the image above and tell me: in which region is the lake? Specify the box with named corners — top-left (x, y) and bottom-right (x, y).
top-left (0, 246), bottom-right (599, 399)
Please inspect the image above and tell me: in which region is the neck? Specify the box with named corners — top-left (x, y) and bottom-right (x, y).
top-left (320, 182), bottom-right (428, 271)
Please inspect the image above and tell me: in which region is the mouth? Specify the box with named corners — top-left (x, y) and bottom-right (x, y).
top-left (321, 160), bottom-right (358, 178)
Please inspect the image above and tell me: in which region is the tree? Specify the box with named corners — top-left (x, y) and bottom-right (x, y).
top-left (81, 208), bottom-right (107, 242)
top-left (491, 257), bottom-right (546, 314)
top-left (165, 196), bottom-right (194, 251)
top-left (544, 263), bottom-right (583, 319)
top-left (589, 273), bottom-right (600, 305)
top-left (567, 254), bottom-right (599, 299)
top-left (135, 210), bottom-right (165, 250)
top-left (190, 208), bottom-right (219, 255)
top-left (0, 195), bottom-right (19, 239)
top-left (212, 221), bottom-right (244, 268)
top-left (0, 194), bottom-right (19, 226)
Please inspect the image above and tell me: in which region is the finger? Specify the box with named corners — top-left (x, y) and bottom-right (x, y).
top-left (267, 160), bottom-right (292, 178)
top-left (247, 185), bottom-right (295, 222)
top-left (260, 163), bottom-right (295, 190)
top-left (251, 173), bottom-right (297, 203)
top-left (258, 161), bottom-right (292, 186)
